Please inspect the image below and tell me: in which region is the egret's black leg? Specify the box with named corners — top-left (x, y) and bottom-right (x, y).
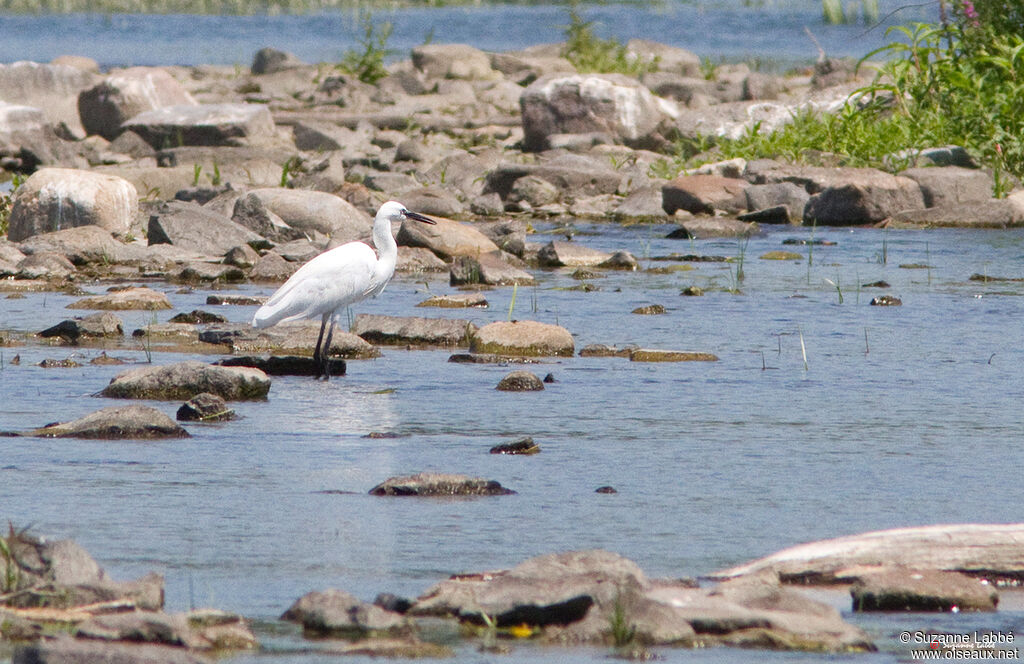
top-left (314, 313), bottom-right (330, 379)
top-left (321, 319), bottom-right (336, 380)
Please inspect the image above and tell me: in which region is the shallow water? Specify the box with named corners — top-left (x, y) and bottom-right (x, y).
top-left (2, 222), bottom-right (1024, 661)
top-left (0, 0), bottom-right (936, 69)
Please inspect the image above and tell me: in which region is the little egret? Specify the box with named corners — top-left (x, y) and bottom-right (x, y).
top-left (252, 200), bottom-right (436, 378)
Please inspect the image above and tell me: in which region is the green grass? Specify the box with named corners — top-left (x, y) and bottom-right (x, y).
top-left (560, 3), bottom-right (659, 77)
top-left (337, 14), bottom-right (393, 84)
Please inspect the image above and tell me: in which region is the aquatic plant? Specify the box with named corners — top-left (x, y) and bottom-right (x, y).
top-left (608, 590), bottom-right (636, 648)
top-left (338, 14), bottom-right (393, 85)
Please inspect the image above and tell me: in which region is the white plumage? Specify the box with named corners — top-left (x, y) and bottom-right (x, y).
top-left (252, 200), bottom-right (435, 378)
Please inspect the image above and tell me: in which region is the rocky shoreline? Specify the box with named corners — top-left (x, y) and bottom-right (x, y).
top-left (2, 524), bottom-right (1022, 661)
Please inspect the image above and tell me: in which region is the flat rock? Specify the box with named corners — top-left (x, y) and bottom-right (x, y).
top-left (396, 215), bottom-right (499, 260)
top-left (850, 568), bottom-right (998, 612)
top-left (710, 523), bottom-right (1024, 584)
top-left (12, 635), bottom-right (209, 664)
top-left (470, 320), bottom-right (574, 357)
top-left (669, 218), bottom-right (759, 238)
top-left (147, 201), bottom-right (263, 256)
top-left (417, 293), bottom-right (489, 309)
top-left (100, 360), bottom-right (270, 401)
top-left (537, 241), bottom-right (611, 268)
top-left (496, 370), bottom-right (544, 391)
top-left (67, 287), bottom-right (172, 311)
top-left (17, 251), bottom-right (76, 280)
top-left (490, 437), bottom-right (540, 454)
top-left (369, 472), bottom-right (515, 497)
top-left (449, 252), bottom-right (535, 286)
top-left (216, 355), bottom-right (346, 377)
top-left (281, 589), bottom-right (409, 636)
top-left (578, 343), bottom-right (634, 358)
top-left (242, 188), bottom-right (372, 240)
top-left (804, 169), bottom-right (925, 225)
top-left (662, 175), bottom-right (749, 215)
top-left (886, 199), bottom-right (1024, 228)
top-left (396, 245), bottom-right (448, 273)
top-left (351, 314), bottom-right (476, 347)
top-left (78, 66), bottom-right (197, 140)
top-left (484, 154), bottom-right (624, 200)
top-left (39, 312), bottom-right (123, 341)
top-left (630, 349), bottom-right (718, 362)
top-left (123, 103), bottom-right (277, 148)
top-left (8, 168), bottom-right (138, 242)
top-left (200, 321), bottom-right (377, 359)
top-left (898, 166), bottom-right (994, 208)
top-left (17, 225), bottom-right (147, 266)
top-left (29, 404), bottom-right (189, 439)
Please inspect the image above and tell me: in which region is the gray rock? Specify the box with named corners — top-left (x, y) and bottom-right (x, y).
top-left (201, 321), bottom-right (378, 359)
top-left (352, 313), bottom-right (476, 347)
top-left (496, 370), bottom-right (545, 391)
top-left (176, 392), bottom-right (235, 422)
top-left (216, 355), bottom-right (345, 377)
top-left (224, 244), bottom-right (260, 268)
top-left (13, 635), bottom-right (209, 664)
top-left (450, 251), bottom-right (536, 287)
top-left (851, 569), bottom-right (998, 612)
top-left (249, 251), bottom-right (298, 282)
top-left (242, 188), bottom-right (372, 240)
top-left (0, 60), bottom-right (99, 133)
top-left (39, 312), bottom-right (123, 341)
top-left (251, 47), bottom-right (306, 74)
top-left (8, 167), bottom-right (138, 242)
top-left (627, 39), bottom-right (701, 76)
top-left (469, 192), bottom-right (505, 216)
top-left (99, 360), bottom-right (270, 401)
top-left (470, 320), bottom-right (574, 357)
top-left (898, 166), bottom-right (995, 208)
top-left (886, 199), bottom-right (1024, 228)
top-left (662, 175), bottom-right (749, 215)
top-left (18, 225), bottom-right (147, 266)
top-left (521, 74), bottom-right (680, 152)
top-left (804, 171), bottom-right (926, 225)
top-left (148, 201), bottom-right (263, 256)
top-left (614, 186), bottom-right (668, 220)
top-left (744, 182), bottom-right (810, 220)
top-left (17, 251), bottom-right (75, 280)
top-left (508, 175), bottom-right (559, 207)
top-left (78, 67), bottom-right (197, 140)
top-left (475, 218), bottom-right (527, 255)
top-left (229, 192), bottom-right (300, 243)
top-left (67, 287), bottom-right (172, 311)
top-left (670, 217), bottom-right (759, 238)
top-left (122, 103), bottom-right (277, 148)
top-left (416, 293), bottom-right (489, 308)
top-left (369, 472), bottom-right (515, 496)
top-left (396, 246), bottom-right (448, 273)
top-left (281, 589), bottom-right (409, 636)
top-left (396, 215), bottom-right (498, 260)
top-left (412, 44), bottom-right (498, 81)
top-left (490, 437), bottom-right (540, 454)
top-left (398, 186), bottom-right (466, 218)
top-left (30, 405), bottom-right (189, 440)
top-left (537, 241), bottom-right (612, 268)
top-left (0, 102), bottom-right (80, 171)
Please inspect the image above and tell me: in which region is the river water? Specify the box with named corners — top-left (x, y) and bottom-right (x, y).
top-left (2, 221), bottom-right (1024, 661)
top-left (0, 0), bottom-right (936, 69)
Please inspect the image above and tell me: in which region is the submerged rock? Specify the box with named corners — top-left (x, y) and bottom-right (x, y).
top-left (629, 349), bottom-right (718, 362)
top-left (176, 393), bottom-right (235, 422)
top-left (216, 355), bottom-right (346, 377)
top-left (369, 472), bottom-right (516, 497)
top-left (29, 405), bottom-right (189, 440)
top-left (38, 312), bottom-right (124, 342)
top-left (100, 360), bottom-right (270, 401)
top-left (352, 314), bottom-right (476, 347)
top-left (281, 589), bottom-right (410, 637)
top-left (496, 370), bottom-right (545, 391)
top-left (490, 437), bottom-right (540, 454)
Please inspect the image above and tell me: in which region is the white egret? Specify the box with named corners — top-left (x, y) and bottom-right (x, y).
top-left (252, 200), bottom-right (436, 378)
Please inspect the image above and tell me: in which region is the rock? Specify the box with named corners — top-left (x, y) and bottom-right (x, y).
top-left (38, 357), bottom-right (81, 368)
top-left (886, 199), bottom-right (1024, 229)
top-left (132, 322), bottom-right (199, 342)
top-left (241, 188), bottom-right (372, 241)
top-left (662, 175), bottom-right (749, 215)
top-left (416, 293), bottom-right (489, 309)
top-left (0, 60), bottom-right (99, 133)
top-left (471, 320), bottom-right (574, 357)
top-left (579, 343), bottom-right (634, 358)
top-left (595, 486), bottom-right (617, 494)
top-left (39, 312), bottom-right (123, 341)
top-left (398, 186), bottom-right (466, 218)
top-left (447, 353), bottom-right (543, 364)
top-left (67, 286), bottom-right (172, 311)
top-left (16, 251), bottom-right (75, 280)
top-left (100, 360), bottom-right (270, 401)
top-left (147, 201), bottom-right (263, 255)
top-left (176, 393), bottom-right (235, 422)
top-left (627, 39), bottom-right (701, 76)
top-left (897, 166), bottom-right (994, 208)
top-left (521, 74), bottom-right (679, 152)
top-left (322, 639), bottom-right (453, 658)
top-left (804, 170), bottom-right (925, 225)
top-left (174, 262), bottom-right (246, 284)
top-left (215, 355), bottom-right (346, 377)
top-left (281, 589), bottom-right (409, 636)
top-left (412, 44), bottom-right (498, 80)
top-left (13, 635), bottom-right (209, 664)
top-left (614, 186), bottom-right (667, 220)
top-left (490, 437), bottom-right (540, 454)
top-left (631, 304), bottom-right (666, 315)
top-left (470, 192), bottom-right (505, 216)
top-left (739, 205), bottom-right (792, 224)
top-left (599, 251), bottom-right (639, 270)
top-left (78, 67), bottom-right (197, 140)
top-left (369, 472), bottom-right (515, 496)
top-left (669, 217), bottom-right (759, 238)
top-left (29, 405), bottom-right (189, 439)
top-left (396, 214), bottom-right (499, 260)
top-left (351, 314), bottom-right (476, 347)
top-left (744, 182), bottom-right (809, 221)
top-left (710, 523), bottom-right (1024, 584)
top-left (449, 252), bottom-right (536, 286)
top-left (508, 175), bottom-right (560, 207)
top-left (75, 609), bottom-right (256, 650)
top-left (168, 310), bottom-right (227, 324)
top-left (850, 569), bottom-right (998, 612)
top-left (485, 154), bottom-right (624, 200)
top-left (251, 47), bottom-right (306, 74)
top-left (760, 250), bottom-right (803, 261)
top-left (629, 349), bottom-right (718, 362)
top-left (496, 370), bottom-right (545, 391)
top-left (17, 225), bottom-right (145, 266)
top-left (205, 294), bottom-right (265, 306)
top-left (0, 101), bottom-right (78, 171)
top-left (248, 251), bottom-right (298, 282)
top-left (224, 244), bottom-right (260, 269)
top-left (122, 103), bottom-right (277, 148)
top-left (537, 241), bottom-right (612, 268)
top-left (396, 246), bottom-right (448, 273)
top-left (870, 295), bottom-right (902, 306)
top-left (7, 168), bottom-right (138, 242)
top-left (203, 321), bottom-right (377, 359)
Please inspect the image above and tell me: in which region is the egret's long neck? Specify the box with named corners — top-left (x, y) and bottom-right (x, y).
top-left (371, 214), bottom-right (398, 285)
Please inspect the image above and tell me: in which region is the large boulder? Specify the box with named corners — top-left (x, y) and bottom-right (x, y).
top-left (520, 73), bottom-right (680, 152)
top-left (99, 360), bottom-right (270, 401)
top-left (7, 168), bottom-right (138, 242)
top-left (241, 188), bottom-right (372, 241)
top-left (122, 103), bottom-right (277, 148)
top-left (0, 60), bottom-right (99, 133)
top-left (537, 241), bottom-right (612, 268)
top-left (850, 569), bottom-right (998, 612)
top-left (898, 166), bottom-right (995, 208)
top-left (803, 170), bottom-right (927, 225)
top-left (411, 44), bottom-right (498, 81)
top-left (67, 286), bottom-right (172, 311)
top-left (351, 314), bottom-right (477, 347)
top-left (662, 175), bottom-right (749, 215)
top-left (29, 405), bottom-right (189, 440)
top-left (39, 312), bottom-right (123, 341)
top-left (17, 225), bottom-right (146, 266)
top-left (78, 67), bottom-right (198, 140)
top-left (396, 215), bottom-right (499, 260)
top-left (0, 102), bottom-right (78, 171)
top-left (470, 320), bottom-right (574, 357)
top-left (147, 201), bottom-right (263, 256)
top-left (281, 589), bottom-right (409, 636)
top-left (886, 199), bottom-right (1024, 229)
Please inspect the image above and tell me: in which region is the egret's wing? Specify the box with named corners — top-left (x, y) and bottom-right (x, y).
top-left (252, 242), bottom-right (376, 328)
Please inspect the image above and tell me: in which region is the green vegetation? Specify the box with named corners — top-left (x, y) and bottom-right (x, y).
top-left (337, 14), bottom-right (393, 85)
top-left (664, 3), bottom-right (1024, 196)
top-left (822, 0), bottom-right (878, 25)
top-left (561, 3), bottom-right (658, 77)
top-left (608, 591), bottom-right (636, 648)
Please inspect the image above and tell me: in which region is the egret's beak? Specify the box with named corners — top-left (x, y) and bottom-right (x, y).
top-left (405, 210), bottom-right (436, 225)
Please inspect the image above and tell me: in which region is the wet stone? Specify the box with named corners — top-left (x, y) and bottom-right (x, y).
top-left (870, 295), bottom-right (902, 306)
top-left (496, 370), bottom-right (545, 391)
top-left (631, 304), bottom-right (666, 315)
top-left (168, 309), bottom-right (228, 324)
top-left (216, 355), bottom-right (346, 377)
top-left (369, 472), bottom-right (516, 496)
top-left (176, 392), bottom-right (235, 422)
top-left (490, 437), bottom-right (541, 455)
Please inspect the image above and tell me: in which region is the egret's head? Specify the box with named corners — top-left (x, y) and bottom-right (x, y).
top-left (379, 200), bottom-right (436, 225)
